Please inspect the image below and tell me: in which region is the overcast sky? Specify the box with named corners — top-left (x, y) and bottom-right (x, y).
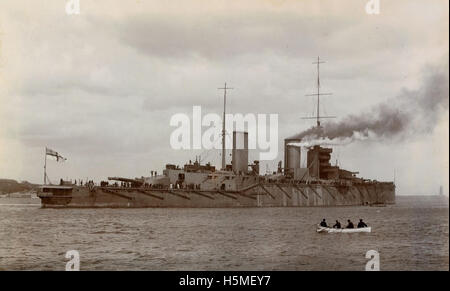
top-left (0, 0), bottom-right (448, 195)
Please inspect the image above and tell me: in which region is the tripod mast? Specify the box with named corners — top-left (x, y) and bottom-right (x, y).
top-left (218, 82), bottom-right (233, 170)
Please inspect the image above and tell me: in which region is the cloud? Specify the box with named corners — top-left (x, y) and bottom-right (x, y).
top-left (116, 13), bottom-right (350, 60)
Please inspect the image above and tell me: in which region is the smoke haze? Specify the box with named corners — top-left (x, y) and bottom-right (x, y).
top-left (290, 62), bottom-right (449, 146)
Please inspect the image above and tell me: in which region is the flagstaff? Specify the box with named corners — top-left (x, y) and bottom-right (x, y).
top-left (43, 147), bottom-right (67, 185)
top-left (44, 147), bottom-right (47, 185)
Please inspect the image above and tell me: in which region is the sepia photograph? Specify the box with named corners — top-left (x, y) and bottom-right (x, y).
top-left (0, 0), bottom-right (448, 277)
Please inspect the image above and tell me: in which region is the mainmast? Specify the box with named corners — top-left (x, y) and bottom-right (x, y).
top-left (301, 57), bottom-right (335, 179)
top-left (218, 82), bottom-right (233, 170)
top-left (303, 56), bottom-right (334, 128)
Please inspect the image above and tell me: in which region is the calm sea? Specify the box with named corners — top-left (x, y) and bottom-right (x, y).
top-left (0, 195), bottom-right (448, 271)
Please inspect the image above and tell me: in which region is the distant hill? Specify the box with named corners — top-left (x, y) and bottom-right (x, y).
top-left (0, 179), bottom-right (38, 194)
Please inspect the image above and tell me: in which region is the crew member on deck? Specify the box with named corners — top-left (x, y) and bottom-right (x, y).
top-left (346, 219), bottom-right (354, 229)
top-left (320, 219), bottom-right (327, 227)
top-left (357, 219), bottom-right (368, 228)
top-left (333, 220), bottom-right (341, 229)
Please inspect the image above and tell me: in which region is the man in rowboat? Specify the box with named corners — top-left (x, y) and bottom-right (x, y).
top-left (320, 219), bottom-right (328, 227)
top-left (346, 219), bottom-right (354, 229)
top-left (357, 219), bottom-right (368, 228)
top-left (333, 220), bottom-right (341, 229)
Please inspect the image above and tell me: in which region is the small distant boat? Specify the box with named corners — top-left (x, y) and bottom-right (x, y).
top-left (317, 225), bottom-right (371, 233)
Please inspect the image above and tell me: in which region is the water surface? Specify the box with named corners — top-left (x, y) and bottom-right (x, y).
top-left (0, 195), bottom-right (448, 270)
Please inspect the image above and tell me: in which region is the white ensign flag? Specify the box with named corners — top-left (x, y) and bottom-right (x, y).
top-left (45, 147), bottom-right (67, 162)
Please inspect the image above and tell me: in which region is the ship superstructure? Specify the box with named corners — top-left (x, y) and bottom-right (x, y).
top-left (38, 59), bottom-right (395, 208)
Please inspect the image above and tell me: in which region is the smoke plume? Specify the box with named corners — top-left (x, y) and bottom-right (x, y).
top-left (289, 62), bottom-right (449, 147)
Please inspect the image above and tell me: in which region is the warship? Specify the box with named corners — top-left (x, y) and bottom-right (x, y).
top-left (38, 59), bottom-right (395, 208)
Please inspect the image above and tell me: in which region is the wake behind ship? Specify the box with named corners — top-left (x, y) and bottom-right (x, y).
top-left (38, 59), bottom-right (395, 208)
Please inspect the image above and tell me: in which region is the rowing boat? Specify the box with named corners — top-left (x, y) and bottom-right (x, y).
top-left (316, 225), bottom-right (371, 233)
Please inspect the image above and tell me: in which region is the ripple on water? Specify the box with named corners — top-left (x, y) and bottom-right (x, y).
top-left (0, 196), bottom-right (448, 270)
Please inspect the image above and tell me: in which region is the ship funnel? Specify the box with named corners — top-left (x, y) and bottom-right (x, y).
top-left (286, 145), bottom-right (301, 170)
top-left (284, 138), bottom-right (301, 175)
top-left (232, 131), bottom-right (248, 175)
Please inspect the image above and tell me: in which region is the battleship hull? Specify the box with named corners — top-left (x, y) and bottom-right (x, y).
top-left (38, 182), bottom-right (395, 208)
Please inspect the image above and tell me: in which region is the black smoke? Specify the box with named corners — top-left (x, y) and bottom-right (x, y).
top-left (290, 62), bottom-right (449, 143)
